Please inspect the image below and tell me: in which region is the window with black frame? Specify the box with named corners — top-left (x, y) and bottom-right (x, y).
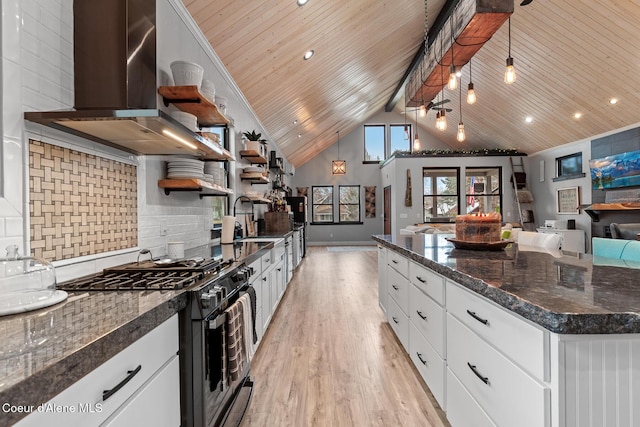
top-left (339, 185), bottom-right (360, 223)
top-left (423, 168), bottom-right (460, 221)
top-left (364, 125), bottom-right (385, 163)
top-left (554, 152), bottom-right (585, 181)
top-left (389, 124), bottom-right (411, 155)
top-left (312, 186), bottom-right (333, 223)
top-left (465, 167), bottom-right (502, 215)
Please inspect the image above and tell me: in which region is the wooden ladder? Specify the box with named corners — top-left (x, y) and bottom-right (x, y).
top-left (510, 157), bottom-right (536, 231)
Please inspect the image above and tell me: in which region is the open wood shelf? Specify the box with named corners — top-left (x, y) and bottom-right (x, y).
top-left (158, 85), bottom-right (231, 126)
top-left (158, 178), bottom-right (233, 197)
top-left (583, 203), bottom-right (640, 222)
top-left (240, 150), bottom-right (268, 164)
top-left (240, 173), bottom-right (270, 184)
top-left (245, 196), bottom-right (271, 204)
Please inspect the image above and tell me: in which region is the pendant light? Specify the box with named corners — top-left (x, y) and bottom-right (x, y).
top-left (457, 81), bottom-right (466, 142)
top-left (467, 59), bottom-right (477, 104)
top-left (331, 130), bottom-right (346, 175)
top-left (403, 108), bottom-right (410, 140)
top-left (504, 17), bottom-right (516, 84)
top-left (437, 34), bottom-right (447, 131)
top-left (447, 19), bottom-right (457, 90)
top-left (413, 107), bottom-right (421, 152)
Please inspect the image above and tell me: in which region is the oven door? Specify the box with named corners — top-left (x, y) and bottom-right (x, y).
top-left (204, 306), bottom-right (253, 427)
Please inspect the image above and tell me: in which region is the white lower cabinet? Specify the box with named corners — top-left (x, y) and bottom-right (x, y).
top-left (446, 368), bottom-right (496, 427)
top-left (386, 297), bottom-right (409, 350)
top-left (16, 315), bottom-right (180, 427)
top-left (377, 245), bottom-right (387, 314)
top-left (409, 322), bottom-right (445, 407)
top-left (447, 314), bottom-right (550, 427)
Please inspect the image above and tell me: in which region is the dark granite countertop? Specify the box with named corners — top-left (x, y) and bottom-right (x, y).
top-left (0, 240), bottom-right (277, 426)
top-left (373, 234), bottom-right (640, 335)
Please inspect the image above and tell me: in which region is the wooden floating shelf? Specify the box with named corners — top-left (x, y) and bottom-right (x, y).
top-left (158, 178), bottom-right (233, 196)
top-left (246, 196), bottom-right (271, 204)
top-left (240, 173), bottom-right (270, 184)
top-left (158, 85), bottom-right (230, 126)
top-left (583, 203), bottom-right (640, 222)
top-left (200, 143), bottom-right (235, 161)
top-left (240, 150), bottom-right (268, 164)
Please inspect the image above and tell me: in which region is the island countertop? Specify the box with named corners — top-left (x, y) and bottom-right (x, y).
top-left (373, 233), bottom-right (640, 335)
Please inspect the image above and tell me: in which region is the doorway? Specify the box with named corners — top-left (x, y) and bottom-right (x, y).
top-left (384, 186), bottom-right (391, 235)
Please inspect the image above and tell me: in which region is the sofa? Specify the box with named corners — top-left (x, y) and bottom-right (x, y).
top-left (610, 223), bottom-right (640, 240)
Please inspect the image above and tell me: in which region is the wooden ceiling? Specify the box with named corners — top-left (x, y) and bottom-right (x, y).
top-left (184, 0), bottom-right (640, 167)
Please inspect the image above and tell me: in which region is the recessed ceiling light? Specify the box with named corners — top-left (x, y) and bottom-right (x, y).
top-left (297, 134), bottom-right (302, 138)
top-left (297, 0), bottom-right (309, 6)
top-left (574, 112), bottom-right (582, 119)
top-left (609, 98), bottom-right (618, 105)
top-left (303, 50), bottom-right (314, 60)
top-left (525, 116), bottom-right (533, 123)
top-left (293, 120), bottom-right (298, 124)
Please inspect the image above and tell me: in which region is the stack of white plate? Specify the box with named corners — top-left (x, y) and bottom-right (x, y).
top-left (204, 161), bottom-right (225, 186)
top-left (166, 158), bottom-right (205, 179)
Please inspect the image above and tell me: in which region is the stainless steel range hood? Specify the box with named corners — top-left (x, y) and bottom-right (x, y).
top-left (24, 0), bottom-right (224, 158)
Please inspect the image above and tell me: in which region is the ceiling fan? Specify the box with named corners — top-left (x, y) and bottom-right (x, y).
top-left (403, 99), bottom-right (452, 114)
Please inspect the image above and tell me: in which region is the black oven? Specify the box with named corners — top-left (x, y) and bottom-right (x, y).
top-left (181, 264), bottom-right (255, 427)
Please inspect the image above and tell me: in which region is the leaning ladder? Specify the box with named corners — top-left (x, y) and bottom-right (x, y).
top-left (510, 157), bottom-right (535, 231)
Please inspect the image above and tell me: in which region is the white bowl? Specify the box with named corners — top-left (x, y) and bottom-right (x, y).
top-left (170, 61), bottom-right (204, 88)
top-left (170, 111), bottom-right (198, 131)
top-left (201, 79), bottom-right (216, 103)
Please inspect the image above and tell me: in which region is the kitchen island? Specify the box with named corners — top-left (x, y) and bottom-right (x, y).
top-left (374, 233), bottom-right (640, 427)
top-left (0, 239), bottom-right (278, 427)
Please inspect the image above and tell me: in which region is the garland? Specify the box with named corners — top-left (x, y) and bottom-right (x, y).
top-left (393, 148), bottom-right (527, 157)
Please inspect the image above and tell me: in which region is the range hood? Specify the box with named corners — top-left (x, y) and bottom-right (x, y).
top-left (24, 0), bottom-right (226, 158)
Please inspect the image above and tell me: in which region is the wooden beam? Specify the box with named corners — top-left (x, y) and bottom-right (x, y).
top-left (406, 0), bottom-right (513, 107)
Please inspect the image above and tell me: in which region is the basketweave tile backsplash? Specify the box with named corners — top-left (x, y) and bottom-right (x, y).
top-left (29, 140), bottom-right (138, 261)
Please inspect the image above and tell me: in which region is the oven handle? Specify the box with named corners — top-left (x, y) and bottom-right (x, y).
top-left (208, 312), bottom-right (227, 329)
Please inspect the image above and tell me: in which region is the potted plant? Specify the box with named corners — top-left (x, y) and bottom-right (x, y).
top-left (242, 130), bottom-right (265, 155)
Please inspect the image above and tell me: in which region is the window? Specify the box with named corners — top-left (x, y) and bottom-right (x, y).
top-left (465, 167), bottom-right (502, 215)
top-left (390, 124), bottom-right (411, 155)
top-left (339, 185), bottom-right (360, 223)
top-left (423, 168), bottom-right (459, 221)
top-left (556, 153), bottom-right (583, 178)
top-left (312, 186), bottom-right (333, 223)
top-left (364, 125), bottom-right (385, 163)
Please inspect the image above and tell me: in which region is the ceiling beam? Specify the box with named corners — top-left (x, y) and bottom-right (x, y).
top-left (406, 0), bottom-right (513, 107)
top-left (384, 0), bottom-right (461, 112)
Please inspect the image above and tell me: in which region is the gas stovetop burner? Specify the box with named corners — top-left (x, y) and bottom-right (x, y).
top-left (57, 259), bottom-right (237, 292)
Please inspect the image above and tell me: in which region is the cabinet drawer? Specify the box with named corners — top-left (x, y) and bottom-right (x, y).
top-left (387, 267), bottom-right (409, 314)
top-left (409, 322), bottom-right (445, 408)
top-left (261, 251), bottom-right (272, 270)
top-left (387, 297), bottom-right (409, 351)
top-left (248, 257), bottom-right (262, 277)
top-left (409, 261), bottom-right (445, 305)
top-left (447, 315), bottom-right (550, 427)
top-left (446, 281), bottom-right (548, 381)
top-left (387, 250), bottom-right (409, 277)
top-left (16, 315), bottom-right (179, 427)
top-left (409, 283), bottom-right (445, 358)
top-left (446, 368), bottom-right (496, 427)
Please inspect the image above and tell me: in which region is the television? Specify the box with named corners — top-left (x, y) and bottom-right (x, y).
top-left (589, 149), bottom-right (640, 190)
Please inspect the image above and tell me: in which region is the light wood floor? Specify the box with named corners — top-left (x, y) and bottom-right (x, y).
top-left (240, 246), bottom-right (449, 427)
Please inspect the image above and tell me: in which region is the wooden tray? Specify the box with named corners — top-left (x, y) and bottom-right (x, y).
top-left (445, 238), bottom-right (513, 251)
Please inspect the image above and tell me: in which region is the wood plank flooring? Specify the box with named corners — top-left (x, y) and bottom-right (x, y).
top-left (241, 246), bottom-right (449, 427)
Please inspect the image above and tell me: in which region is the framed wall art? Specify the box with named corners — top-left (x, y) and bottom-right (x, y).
top-left (556, 186), bottom-right (580, 214)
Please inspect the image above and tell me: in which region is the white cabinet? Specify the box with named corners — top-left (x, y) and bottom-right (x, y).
top-left (536, 228), bottom-right (585, 253)
top-left (16, 315), bottom-right (180, 427)
top-left (377, 245), bottom-right (387, 314)
top-left (248, 257), bottom-right (264, 342)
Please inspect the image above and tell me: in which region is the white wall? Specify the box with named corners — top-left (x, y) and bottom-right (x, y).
top-left (1, 0), bottom-right (288, 280)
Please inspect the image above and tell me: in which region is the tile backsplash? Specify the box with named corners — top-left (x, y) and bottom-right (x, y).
top-left (29, 140), bottom-right (138, 261)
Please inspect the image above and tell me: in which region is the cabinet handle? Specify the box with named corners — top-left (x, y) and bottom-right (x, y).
top-left (467, 362), bottom-right (489, 385)
top-left (103, 365), bottom-right (142, 401)
top-left (466, 309), bottom-right (489, 326)
top-left (277, 268), bottom-right (282, 272)
top-left (415, 276), bottom-right (426, 283)
top-left (392, 317), bottom-right (399, 324)
top-left (392, 285), bottom-right (399, 291)
top-left (416, 310), bottom-right (427, 320)
top-left (416, 352), bottom-right (427, 366)
top-left (263, 277), bottom-right (267, 281)
top-left (391, 259), bottom-right (399, 264)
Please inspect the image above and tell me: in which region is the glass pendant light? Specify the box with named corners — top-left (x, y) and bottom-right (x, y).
top-left (467, 59), bottom-right (477, 104)
top-left (438, 108), bottom-right (447, 131)
top-left (448, 20), bottom-right (457, 90)
top-left (403, 108), bottom-right (410, 140)
top-left (419, 103), bottom-right (427, 117)
top-left (504, 17), bottom-right (517, 84)
top-left (457, 83), bottom-right (466, 142)
top-left (413, 108), bottom-right (421, 152)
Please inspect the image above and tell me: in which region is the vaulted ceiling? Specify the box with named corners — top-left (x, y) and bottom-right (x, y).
top-left (183, 0), bottom-right (640, 167)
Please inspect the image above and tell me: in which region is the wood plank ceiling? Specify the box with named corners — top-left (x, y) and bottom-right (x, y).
top-left (184, 0), bottom-right (640, 167)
